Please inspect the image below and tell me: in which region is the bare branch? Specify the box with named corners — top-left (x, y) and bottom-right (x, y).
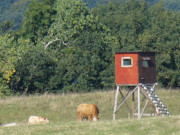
top-left (44, 38), bottom-right (60, 50)
top-left (62, 41), bottom-right (70, 48)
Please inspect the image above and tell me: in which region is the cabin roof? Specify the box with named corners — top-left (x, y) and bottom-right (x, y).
top-left (115, 51), bottom-right (155, 54)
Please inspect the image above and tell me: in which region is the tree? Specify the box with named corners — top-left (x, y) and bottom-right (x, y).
top-left (21, 0), bottom-right (56, 44)
top-left (9, 45), bottom-right (56, 94)
top-left (41, 0), bottom-right (117, 92)
top-left (0, 34), bottom-right (33, 96)
top-left (0, 20), bottom-right (14, 33)
top-left (148, 3), bottom-right (180, 87)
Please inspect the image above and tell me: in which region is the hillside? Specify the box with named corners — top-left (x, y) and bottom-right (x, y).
top-left (0, 0), bottom-right (33, 30)
top-left (0, 89), bottom-right (179, 134)
top-left (0, 0), bottom-right (179, 30)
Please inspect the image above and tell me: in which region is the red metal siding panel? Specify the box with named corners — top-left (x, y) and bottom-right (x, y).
top-left (115, 53), bottom-right (139, 85)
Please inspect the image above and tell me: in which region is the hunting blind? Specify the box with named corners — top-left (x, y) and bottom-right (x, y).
top-left (113, 52), bottom-right (170, 120)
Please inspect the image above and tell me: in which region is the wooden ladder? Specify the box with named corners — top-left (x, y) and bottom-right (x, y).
top-left (141, 84), bottom-right (170, 116)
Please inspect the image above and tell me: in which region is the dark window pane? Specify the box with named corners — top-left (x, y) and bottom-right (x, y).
top-left (123, 59), bottom-right (132, 66)
top-left (143, 60), bottom-right (154, 67)
top-left (143, 60), bottom-right (149, 67)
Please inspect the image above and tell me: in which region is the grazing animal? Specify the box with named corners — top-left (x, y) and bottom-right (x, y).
top-left (77, 104), bottom-right (99, 121)
top-left (28, 116), bottom-right (49, 125)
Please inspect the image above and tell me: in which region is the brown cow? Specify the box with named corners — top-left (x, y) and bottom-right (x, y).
top-left (77, 104), bottom-right (99, 121)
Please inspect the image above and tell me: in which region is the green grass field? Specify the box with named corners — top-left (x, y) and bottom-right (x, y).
top-left (0, 89), bottom-right (180, 135)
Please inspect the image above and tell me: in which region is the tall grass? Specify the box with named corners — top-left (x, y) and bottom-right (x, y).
top-left (0, 90), bottom-right (115, 124)
top-left (0, 88), bottom-right (180, 135)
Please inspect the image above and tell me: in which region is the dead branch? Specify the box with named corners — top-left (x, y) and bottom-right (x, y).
top-left (44, 38), bottom-right (71, 50)
top-left (44, 38), bottom-right (60, 50)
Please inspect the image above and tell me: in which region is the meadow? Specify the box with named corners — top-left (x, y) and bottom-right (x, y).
top-left (0, 88), bottom-right (180, 135)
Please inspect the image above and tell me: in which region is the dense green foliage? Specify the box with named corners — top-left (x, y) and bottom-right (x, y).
top-left (21, 0), bottom-right (57, 44)
top-left (0, 34), bottom-right (33, 96)
top-left (0, 0), bottom-right (179, 96)
top-left (13, 0), bottom-right (116, 93)
top-left (9, 45), bottom-right (56, 94)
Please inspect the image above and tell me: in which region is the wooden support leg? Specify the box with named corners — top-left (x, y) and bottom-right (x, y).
top-left (132, 92), bottom-right (135, 117)
top-left (141, 99), bottom-right (148, 117)
top-left (138, 85), bottom-right (141, 119)
top-left (113, 86), bottom-right (119, 120)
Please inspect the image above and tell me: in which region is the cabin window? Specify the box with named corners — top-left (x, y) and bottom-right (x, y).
top-left (143, 60), bottom-right (154, 67)
top-left (143, 60), bottom-right (149, 67)
top-left (142, 57), bottom-right (154, 67)
top-left (121, 57), bottom-right (133, 67)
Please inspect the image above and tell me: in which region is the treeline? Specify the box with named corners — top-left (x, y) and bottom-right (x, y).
top-left (0, 0), bottom-right (180, 31)
top-left (0, 0), bottom-right (179, 97)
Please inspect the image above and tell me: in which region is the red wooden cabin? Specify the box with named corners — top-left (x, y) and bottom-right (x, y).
top-left (115, 52), bottom-right (156, 85)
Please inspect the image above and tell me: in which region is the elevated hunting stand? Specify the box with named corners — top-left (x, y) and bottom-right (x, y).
top-left (113, 52), bottom-right (170, 120)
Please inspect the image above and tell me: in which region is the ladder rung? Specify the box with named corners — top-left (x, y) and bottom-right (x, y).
top-left (149, 94), bottom-right (157, 97)
top-left (150, 97), bottom-right (160, 100)
top-left (157, 105), bottom-right (167, 108)
top-left (159, 109), bottom-right (167, 112)
top-left (160, 112), bottom-right (169, 114)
